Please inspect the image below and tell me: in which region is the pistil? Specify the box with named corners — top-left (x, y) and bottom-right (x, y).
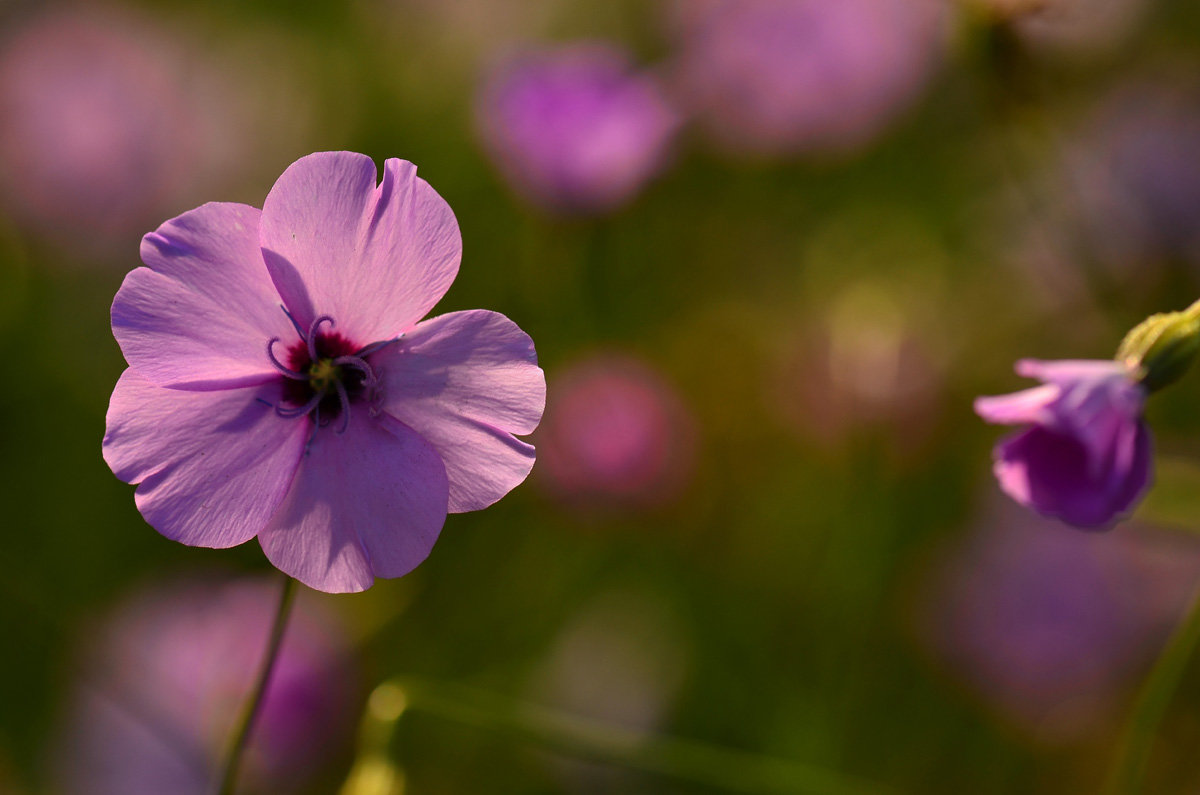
top-left (262, 308), bottom-right (399, 439)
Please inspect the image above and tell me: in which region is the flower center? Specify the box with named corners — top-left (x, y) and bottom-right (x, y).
top-left (264, 310), bottom-right (399, 437)
top-left (308, 358), bottom-right (342, 393)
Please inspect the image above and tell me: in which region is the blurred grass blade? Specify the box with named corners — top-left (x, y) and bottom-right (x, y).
top-left (1104, 585), bottom-right (1200, 795)
top-left (385, 677), bottom-right (894, 795)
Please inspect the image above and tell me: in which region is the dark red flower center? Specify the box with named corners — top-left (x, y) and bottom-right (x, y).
top-left (281, 329), bottom-right (367, 421)
top-left (264, 312), bottom-right (399, 437)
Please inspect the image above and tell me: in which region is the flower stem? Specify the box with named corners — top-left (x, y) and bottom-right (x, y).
top-left (377, 676), bottom-right (893, 795)
top-left (217, 574), bottom-right (297, 795)
top-left (1104, 584), bottom-right (1200, 795)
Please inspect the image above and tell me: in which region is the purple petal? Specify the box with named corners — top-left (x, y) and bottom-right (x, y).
top-left (375, 310), bottom-right (545, 512)
top-left (992, 426), bottom-right (1147, 529)
top-left (1109, 420), bottom-right (1154, 516)
top-left (257, 412), bottom-right (449, 593)
top-left (258, 152), bottom-right (461, 344)
top-left (103, 369), bottom-right (308, 548)
top-left (112, 203), bottom-right (296, 390)
top-left (1014, 358), bottom-right (1131, 383)
top-left (974, 385), bottom-right (1059, 426)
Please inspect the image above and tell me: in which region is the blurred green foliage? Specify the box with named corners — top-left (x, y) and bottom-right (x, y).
top-left (5, 0), bottom-right (1200, 793)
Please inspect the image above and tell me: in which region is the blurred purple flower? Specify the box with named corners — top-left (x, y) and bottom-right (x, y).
top-left (975, 359), bottom-right (1150, 528)
top-left (1067, 82), bottom-right (1200, 272)
top-left (918, 500), bottom-right (1200, 742)
top-left (537, 354), bottom-right (695, 509)
top-left (104, 152), bottom-right (545, 593)
top-left (476, 43), bottom-right (680, 214)
top-left (0, 9), bottom-right (221, 256)
top-left (665, 0), bottom-right (946, 157)
top-left (53, 577), bottom-right (356, 794)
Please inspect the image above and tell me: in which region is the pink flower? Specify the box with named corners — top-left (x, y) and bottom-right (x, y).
top-left (974, 359), bottom-right (1151, 528)
top-left (536, 354), bottom-right (695, 509)
top-left (104, 152), bottom-right (545, 592)
top-left (0, 8), bottom-right (200, 252)
top-left (916, 499), bottom-right (1200, 743)
top-left (52, 577), bottom-right (356, 794)
top-left (476, 43), bottom-right (680, 214)
top-left (665, 0), bottom-right (946, 157)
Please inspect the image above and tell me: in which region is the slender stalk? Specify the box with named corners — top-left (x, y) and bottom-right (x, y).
top-left (1104, 584), bottom-right (1200, 795)
top-left (384, 677), bottom-right (893, 795)
top-left (217, 574), bottom-right (297, 795)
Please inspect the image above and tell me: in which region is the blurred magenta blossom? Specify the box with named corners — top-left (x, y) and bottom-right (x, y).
top-left (475, 43), bottom-right (680, 214)
top-left (53, 577), bottom-right (356, 794)
top-left (104, 152), bottom-right (545, 592)
top-left (0, 8), bottom-right (236, 256)
top-left (919, 501), bottom-right (1200, 742)
top-left (975, 359), bottom-right (1150, 529)
top-left (664, 0), bottom-right (946, 157)
top-left (537, 354), bottom-right (696, 509)
top-left (1068, 82), bottom-right (1200, 272)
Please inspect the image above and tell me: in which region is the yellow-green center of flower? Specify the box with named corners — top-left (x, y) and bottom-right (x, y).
top-left (308, 358), bottom-right (343, 393)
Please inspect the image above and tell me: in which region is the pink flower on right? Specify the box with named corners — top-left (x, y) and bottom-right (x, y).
top-left (975, 359), bottom-right (1152, 529)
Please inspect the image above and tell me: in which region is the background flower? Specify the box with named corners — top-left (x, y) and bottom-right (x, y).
top-left (663, 0), bottom-right (947, 157)
top-left (475, 43), bottom-right (680, 213)
top-left (914, 499), bottom-right (1200, 743)
top-left (50, 576), bottom-right (357, 795)
top-left (0, 6), bottom-right (321, 262)
top-left (535, 353), bottom-right (696, 510)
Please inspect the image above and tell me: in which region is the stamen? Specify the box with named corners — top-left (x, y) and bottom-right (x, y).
top-left (267, 338), bottom-right (308, 380)
top-left (355, 336), bottom-right (402, 358)
top-left (275, 389), bottom-right (326, 419)
top-left (307, 315), bottom-right (336, 361)
top-left (280, 304), bottom-right (307, 339)
top-left (333, 355), bottom-right (376, 387)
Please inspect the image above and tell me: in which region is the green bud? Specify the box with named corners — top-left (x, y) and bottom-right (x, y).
top-left (1116, 307), bottom-right (1200, 393)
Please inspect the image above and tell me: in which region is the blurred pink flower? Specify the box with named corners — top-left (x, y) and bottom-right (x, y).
top-left (917, 500), bottom-right (1200, 742)
top-left (52, 577), bottom-right (356, 794)
top-left (1067, 82), bottom-right (1200, 273)
top-left (975, 359), bottom-right (1150, 529)
top-left (0, 9), bottom-right (219, 255)
top-left (537, 354), bottom-right (695, 509)
top-left (664, 0), bottom-right (947, 157)
top-left (476, 43), bottom-right (681, 214)
top-left (105, 152), bottom-right (545, 592)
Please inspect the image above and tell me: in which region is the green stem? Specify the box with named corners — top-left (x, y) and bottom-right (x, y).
top-left (1104, 584), bottom-right (1200, 795)
top-left (382, 677), bottom-right (893, 795)
top-left (217, 574), bottom-right (297, 795)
